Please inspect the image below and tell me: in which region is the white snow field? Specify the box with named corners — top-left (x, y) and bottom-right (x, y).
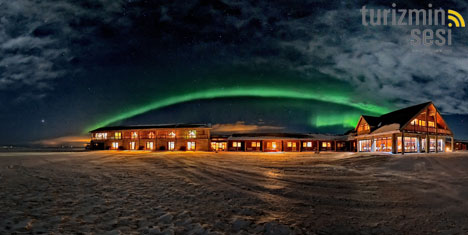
top-left (1, 151), bottom-right (468, 234)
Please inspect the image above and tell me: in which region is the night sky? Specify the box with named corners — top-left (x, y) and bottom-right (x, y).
top-left (1, 0), bottom-right (468, 146)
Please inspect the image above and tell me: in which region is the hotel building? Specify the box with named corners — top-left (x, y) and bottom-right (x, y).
top-left (90, 102), bottom-right (462, 154)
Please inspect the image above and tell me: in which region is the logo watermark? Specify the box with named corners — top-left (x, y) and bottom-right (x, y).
top-left (361, 3), bottom-right (465, 47)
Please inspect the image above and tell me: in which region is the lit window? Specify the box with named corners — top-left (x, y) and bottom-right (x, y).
top-left (112, 142), bottom-right (119, 149)
top-left (233, 142), bottom-right (241, 147)
top-left (129, 142), bottom-right (136, 150)
top-left (169, 131), bottom-right (176, 138)
top-left (322, 142), bottom-right (327, 148)
top-left (187, 141), bottom-right (196, 151)
top-left (307, 142), bottom-right (312, 147)
top-left (95, 133), bottom-right (107, 140)
top-left (250, 142), bottom-right (260, 147)
top-left (168, 142), bottom-right (175, 150)
top-left (428, 121), bottom-right (435, 127)
top-left (146, 142), bottom-right (154, 150)
top-left (272, 142), bottom-right (277, 149)
top-left (411, 119), bottom-right (418, 125)
top-left (148, 132), bottom-right (155, 139)
top-left (114, 132), bottom-right (122, 140)
top-left (188, 130), bottom-right (197, 138)
top-left (287, 142), bottom-right (292, 147)
top-left (131, 132), bottom-right (138, 139)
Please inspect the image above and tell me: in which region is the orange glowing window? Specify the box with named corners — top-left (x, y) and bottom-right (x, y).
top-left (271, 142), bottom-right (277, 149)
top-left (146, 142), bottom-right (154, 150)
top-left (95, 133), bottom-right (107, 140)
top-left (188, 130), bottom-right (196, 138)
top-left (112, 142), bottom-right (119, 149)
top-left (114, 132), bottom-right (122, 140)
top-left (168, 142), bottom-right (175, 150)
top-left (251, 142), bottom-right (260, 147)
top-left (169, 131), bottom-right (176, 138)
top-left (129, 142), bottom-right (136, 150)
top-left (131, 132), bottom-right (138, 139)
top-left (187, 141), bottom-right (196, 150)
top-left (148, 132), bottom-right (155, 138)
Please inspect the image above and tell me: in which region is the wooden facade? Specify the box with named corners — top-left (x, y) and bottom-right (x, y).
top-left (89, 102), bottom-right (462, 154)
top-left (90, 124), bottom-right (211, 151)
top-left (354, 102), bottom-right (455, 154)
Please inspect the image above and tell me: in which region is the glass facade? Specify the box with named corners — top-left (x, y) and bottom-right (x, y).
top-left (358, 139), bottom-right (372, 152)
top-left (374, 137), bottom-right (392, 152)
top-left (397, 137), bottom-right (418, 153)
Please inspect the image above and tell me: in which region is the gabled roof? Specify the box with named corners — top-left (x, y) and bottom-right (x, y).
top-left (378, 101), bottom-right (432, 128)
top-left (357, 101), bottom-right (435, 134)
top-left (90, 123), bottom-right (211, 132)
top-left (361, 115), bottom-right (381, 127)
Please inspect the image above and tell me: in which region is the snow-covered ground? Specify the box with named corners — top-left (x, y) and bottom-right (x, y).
top-left (1, 151), bottom-right (468, 234)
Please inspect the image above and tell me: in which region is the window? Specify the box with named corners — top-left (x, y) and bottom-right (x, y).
top-left (114, 132), bottom-right (122, 140)
top-left (411, 119), bottom-right (418, 125)
top-left (112, 142), bottom-right (119, 149)
top-left (375, 137), bottom-right (392, 152)
top-left (233, 142), bottom-right (241, 147)
top-left (168, 142), bottom-right (175, 150)
top-left (211, 142), bottom-right (226, 150)
top-left (358, 139), bottom-right (371, 152)
top-left (187, 141), bottom-right (196, 151)
top-left (168, 131), bottom-right (176, 138)
top-left (287, 142), bottom-right (297, 148)
top-left (251, 142), bottom-right (260, 147)
top-left (303, 142), bottom-right (312, 147)
top-left (146, 142), bottom-right (154, 150)
top-left (131, 131), bottom-right (138, 139)
top-left (428, 121), bottom-right (435, 127)
top-left (148, 132), bottom-right (155, 139)
top-left (95, 133), bottom-right (107, 140)
top-left (188, 130), bottom-right (197, 138)
top-left (397, 137), bottom-right (418, 152)
top-left (129, 142), bottom-right (136, 150)
top-left (359, 123), bottom-right (370, 131)
top-left (266, 142), bottom-right (277, 150)
top-left (322, 142), bottom-right (331, 148)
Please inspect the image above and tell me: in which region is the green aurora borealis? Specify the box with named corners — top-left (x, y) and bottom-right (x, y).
top-left (85, 86), bottom-right (392, 132)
